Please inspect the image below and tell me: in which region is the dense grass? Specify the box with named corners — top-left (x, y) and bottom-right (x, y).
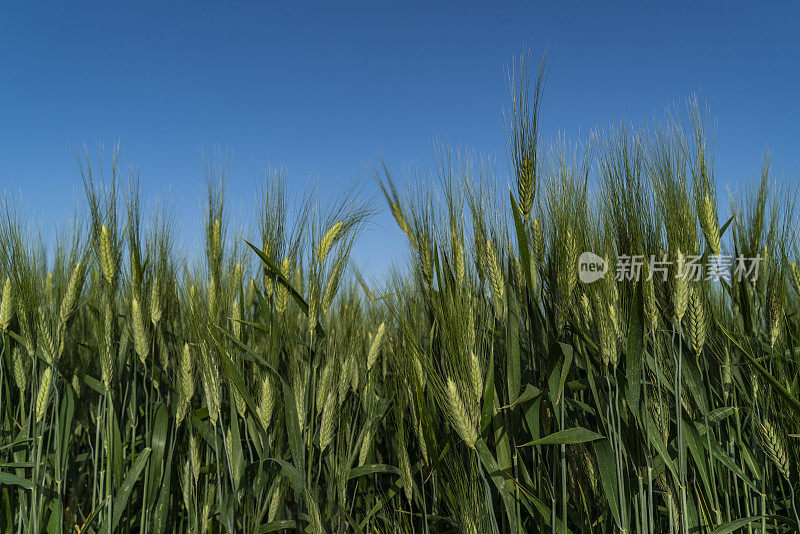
top-left (2, 59), bottom-right (800, 533)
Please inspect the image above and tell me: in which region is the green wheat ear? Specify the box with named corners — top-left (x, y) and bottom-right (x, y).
top-left (445, 377), bottom-right (477, 449)
top-left (699, 194), bottom-right (721, 256)
top-left (486, 238), bottom-right (504, 310)
top-left (149, 277), bottom-right (162, 325)
top-left (35, 367), bottom-right (52, 423)
top-left (176, 343), bottom-right (194, 428)
top-left (688, 286), bottom-right (705, 355)
top-left (131, 297), bottom-right (149, 363)
top-left (0, 277), bottom-right (11, 330)
top-left (12, 347), bottom-right (27, 397)
top-left (318, 392), bottom-right (337, 452)
top-left (532, 217), bottom-right (545, 264)
top-left (59, 260), bottom-right (86, 326)
top-left (257, 373), bottom-right (275, 431)
top-left (366, 321), bottom-right (386, 371)
top-left (672, 249), bottom-right (689, 321)
top-left (99, 223), bottom-right (116, 284)
top-left (760, 420), bottom-right (790, 481)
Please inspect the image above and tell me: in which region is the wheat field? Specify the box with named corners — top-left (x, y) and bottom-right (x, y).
top-left (1, 60), bottom-right (799, 533)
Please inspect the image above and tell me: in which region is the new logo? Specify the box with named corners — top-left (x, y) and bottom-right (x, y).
top-left (578, 252), bottom-right (607, 284)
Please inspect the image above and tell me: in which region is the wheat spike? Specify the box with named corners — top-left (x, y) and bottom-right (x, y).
top-left (722, 348), bottom-right (732, 401)
top-left (291, 364), bottom-right (307, 430)
top-left (486, 238), bottom-right (504, 309)
top-left (305, 490), bottom-right (323, 534)
top-left (200, 344), bottom-right (221, 426)
top-left (307, 281), bottom-right (318, 335)
top-left (688, 286), bottom-right (705, 355)
top-left (131, 297), bottom-right (149, 363)
top-left (769, 296), bottom-right (782, 348)
top-left (180, 459), bottom-right (193, 512)
top-left (59, 261), bottom-right (86, 326)
top-left (36, 367), bottom-right (52, 422)
top-left (189, 431), bottom-right (201, 483)
top-left (176, 344), bottom-right (193, 427)
top-left (412, 408), bottom-right (429, 463)
top-left (579, 293), bottom-right (592, 330)
top-left (277, 257), bottom-right (291, 314)
top-left (601, 312), bottom-right (618, 368)
top-left (268, 479), bottom-right (283, 522)
top-left (322, 261), bottom-right (343, 314)
top-left (201, 487), bottom-right (213, 533)
top-left (257, 373), bottom-right (275, 431)
top-left (358, 426), bottom-right (372, 466)
top-left (349, 353), bottom-right (360, 393)
top-left (0, 277), bottom-right (11, 330)
top-left (17, 302), bottom-right (35, 358)
top-left (445, 378), bottom-right (477, 449)
top-left (44, 271), bottom-right (54, 308)
top-left (366, 322), bottom-right (386, 371)
top-left (469, 351), bottom-right (483, 403)
top-left (246, 277), bottom-right (257, 308)
top-left (316, 361), bottom-right (332, 411)
top-left (232, 384), bottom-right (246, 420)
top-left (101, 301), bottom-right (115, 391)
top-left (418, 232), bottom-right (434, 286)
top-left (760, 420), bottom-right (790, 481)
top-left (71, 373), bottom-right (82, 398)
top-left (209, 217), bottom-right (222, 276)
top-left (231, 298), bottom-right (241, 339)
top-left (38, 318), bottom-right (55, 365)
top-left (337, 357), bottom-right (351, 404)
top-left (532, 218), bottom-right (545, 264)
top-left (319, 392), bottom-right (337, 452)
top-left (398, 430), bottom-right (413, 503)
top-left (564, 229), bottom-right (577, 299)
top-left (12, 347), bottom-right (27, 396)
top-left (99, 224), bottom-right (115, 284)
top-left (390, 201), bottom-right (410, 236)
top-left (699, 194), bottom-right (721, 256)
top-left (673, 249), bottom-right (689, 321)
top-left (317, 220), bottom-right (343, 263)
top-left (652, 399), bottom-right (669, 444)
top-left (516, 154), bottom-right (536, 220)
top-left (181, 343), bottom-right (195, 400)
top-left (454, 236), bottom-right (466, 288)
top-left (790, 261), bottom-right (800, 296)
top-left (150, 278), bottom-right (162, 325)
top-left (208, 275), bottom-right (218, 322)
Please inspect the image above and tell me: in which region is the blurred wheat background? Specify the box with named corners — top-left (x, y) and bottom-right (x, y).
top-left (1, 56), bottom-right (800, 534)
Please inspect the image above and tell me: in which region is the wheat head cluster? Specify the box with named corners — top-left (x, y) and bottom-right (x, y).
top-left (1, 57), bottom-right (799, 533)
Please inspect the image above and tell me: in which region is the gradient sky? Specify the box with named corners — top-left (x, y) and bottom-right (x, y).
top-left (2, 2), bottom-right (798, 277)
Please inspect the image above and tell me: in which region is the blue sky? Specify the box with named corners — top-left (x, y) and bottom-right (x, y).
top-left (2, 2), bottom-right (798, 277)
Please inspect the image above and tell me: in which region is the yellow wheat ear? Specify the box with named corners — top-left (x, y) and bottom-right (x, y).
top-left (317, 221), bottom-right (343, 263)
